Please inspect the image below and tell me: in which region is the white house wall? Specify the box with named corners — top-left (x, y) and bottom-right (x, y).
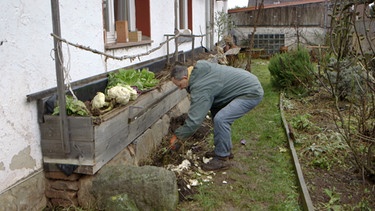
top-left (0, 0), bottom-right (225, 196)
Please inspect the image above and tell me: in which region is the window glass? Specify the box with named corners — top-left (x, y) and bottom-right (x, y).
top-left (103, 0), bottom-right (136, 44)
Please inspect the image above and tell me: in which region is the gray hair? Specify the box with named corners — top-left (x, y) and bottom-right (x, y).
top-left (171, 65), bottom-right (188, 80)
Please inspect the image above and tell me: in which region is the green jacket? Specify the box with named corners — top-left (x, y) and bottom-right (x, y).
top-left (175, 60), bottom-right (264, 139)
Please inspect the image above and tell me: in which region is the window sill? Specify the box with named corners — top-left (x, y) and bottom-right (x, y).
top-left (105, 39), bottom-right (153, 50)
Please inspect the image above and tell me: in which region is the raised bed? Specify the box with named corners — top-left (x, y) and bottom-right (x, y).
top-left (40, 81), bottom-right (187, 175)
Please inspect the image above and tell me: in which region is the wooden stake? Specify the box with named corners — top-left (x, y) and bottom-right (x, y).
top-left (51, 0), bottom-right (70, 154)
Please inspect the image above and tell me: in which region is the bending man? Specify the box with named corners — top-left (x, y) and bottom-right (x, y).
top-left (170, 60), bottom-right (264, 171)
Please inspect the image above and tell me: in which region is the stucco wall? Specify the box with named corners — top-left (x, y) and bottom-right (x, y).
top-left (0, 0), bottom-right (224, 201)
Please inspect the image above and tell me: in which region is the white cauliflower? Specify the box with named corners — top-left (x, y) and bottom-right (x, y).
top-left (91, 92), bottom-right (108, 109)
top-left (123, 85), bottom-right (138, 101)
top-left (107, 85), bottom-right (131, 105)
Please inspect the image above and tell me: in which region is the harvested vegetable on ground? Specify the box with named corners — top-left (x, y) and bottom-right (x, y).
top-left (107, 84), bottom-right (138, 105)
top-left (91, 92), bottom-right (108, 109)
top-left (107, 68), bottom-right (159, 91)
top-left (107, 85), bottom-right (131, 105)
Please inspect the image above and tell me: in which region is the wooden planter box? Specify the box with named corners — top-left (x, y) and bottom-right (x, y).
top-left (40, 82), bottom-right (186, 175)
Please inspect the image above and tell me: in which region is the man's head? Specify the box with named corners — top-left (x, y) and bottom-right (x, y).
top-left (171, 65), bottom-right (189, 90)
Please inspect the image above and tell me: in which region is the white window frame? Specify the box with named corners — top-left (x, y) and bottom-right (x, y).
top-left (104, 0), bottom-right (136, 44)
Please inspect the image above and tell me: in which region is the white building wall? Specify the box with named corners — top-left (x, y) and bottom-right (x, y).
top-left (0, 0), bottom-right (226, 196)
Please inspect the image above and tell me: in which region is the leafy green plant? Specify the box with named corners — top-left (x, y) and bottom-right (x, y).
top-left (268, 47), bottom-right (315, 95)
top-left (52, 95), bottom-right (90, 116)
top-left (107, 68), bottom-right (159, 91)
top-left (291, 114), bottom-right (312, 131)
top-left (213, 11), bottom-right (236, 43)
top-left (320, 188), bottom-right (342, 211)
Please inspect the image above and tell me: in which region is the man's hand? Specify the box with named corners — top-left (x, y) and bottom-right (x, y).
top-left (169, 135), bottom-right (177, 150)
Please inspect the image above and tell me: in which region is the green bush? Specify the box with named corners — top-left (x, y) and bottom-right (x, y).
top-left (268, 47), bottom-right (315, 94)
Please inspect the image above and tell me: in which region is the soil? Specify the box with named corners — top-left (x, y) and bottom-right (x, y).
top-left (282, 88), bottom-right (375, 210)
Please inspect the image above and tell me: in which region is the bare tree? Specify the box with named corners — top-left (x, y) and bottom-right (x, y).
top-left (246, 0), bottom-right (264, 71)
top-left (320, 0), bottom-right (375, 178)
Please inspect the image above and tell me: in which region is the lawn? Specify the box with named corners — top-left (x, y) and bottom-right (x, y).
top-left (176, 60), bottom-right (302, 210)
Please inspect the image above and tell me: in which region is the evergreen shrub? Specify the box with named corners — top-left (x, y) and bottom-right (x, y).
top-left (268, 47), bottom-right (315, 94)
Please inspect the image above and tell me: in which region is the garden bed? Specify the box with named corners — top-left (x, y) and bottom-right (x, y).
top-left (282, 87), bottom-right (375, 210)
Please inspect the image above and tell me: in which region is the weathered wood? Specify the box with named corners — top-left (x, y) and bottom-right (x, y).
top-left (41, 81), bottom-right (187, 175)
top-left (40, 116), bottom-right (94, 141)
top-left (128, 82), bottom-right (178, 120)
top-left (230, 3), bottom-right (327, 27)
top-left (51, 0), bottom-right (70, 153)
top-left (128, 87), bottom-right (187, 142)
top-left (43, 157), bottom-right (94, 166)
top-left (43, 162), bottom-right (94, 175)
top-left (41, 139), bottom-right (94, 160)
top-left (93, 107), bottom-right (130, 172)
top-left (280, 94), bottom-right (314, 211)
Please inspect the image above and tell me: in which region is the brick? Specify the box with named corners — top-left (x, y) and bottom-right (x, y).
top-left (45, 189), bottom-right (76, 200)
top-left (48, 180), bottom-right (79, 191)
top-left (50, 198), bottom-right (78, 207)
top-left (45, 171), bottom-right (81, 181)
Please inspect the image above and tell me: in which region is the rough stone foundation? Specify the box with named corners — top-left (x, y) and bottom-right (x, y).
top-left (0, 170), bottom-right (47, 211)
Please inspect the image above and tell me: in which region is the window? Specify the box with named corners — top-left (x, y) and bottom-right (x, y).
top-left (178, 0), bottom-right (192, 30)
top-left (103, 0), bottom-right (151, 46)
top-left (251, 34), bottom-right (285, 54)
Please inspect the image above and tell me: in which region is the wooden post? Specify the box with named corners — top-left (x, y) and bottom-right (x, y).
top-left (191, 36), bottom-right (195, 65)
top-left (166, 35), bottom-right (170, 65)
top-left (51, 0), bottom-right (70, 153)
top-left (174, 0), bottom-right (179, 62)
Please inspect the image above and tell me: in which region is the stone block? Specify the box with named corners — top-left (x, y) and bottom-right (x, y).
top-left (91, 165), bottom-right (178, 211)
top-left (162, 114), bottom-right (171, 135)
top-left (169, 96), bottom-right (190, 118)
top-left (45, 172), bottom-right (81, 181)
top-left (107, 144), bottom-right (137, 166)
top-left (45, 189), bottom-right (76, 200)
top-left (134, 129), bottom-right (155, 163)
top-left (50, 198), bottom-right (78, 207)
top-left (0, 171), bottom-right (46, 211)
top-left (47, 180), bottom-right (79, 191)
top-left (77, 175), bottom-right (96, 209)
top-left (151, 119), bottom-right (164, 147)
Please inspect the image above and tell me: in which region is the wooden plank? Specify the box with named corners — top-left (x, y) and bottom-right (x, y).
top-left (91, 106), bottom-right (130, 174)
top-left (40, 81), bottom-right (187, 175)
top-left (43, 162), bottom-right (94, 175)
top-left (40, 115), bottom-right (94, 141)
top-left (43, 157), bottom-right (94, 166)
top-left (128, 82), bottom-right (178, 120)
top-left (128, 88), bottom-right (187, 141)
top-left (41, 139), bottom-right (94, 161)
top-left (92, 86), bottom-right (186, 175)
top-left (280, 94), bottom-right (314, 211)
top-left (94, 110), bottom-right (129, 156)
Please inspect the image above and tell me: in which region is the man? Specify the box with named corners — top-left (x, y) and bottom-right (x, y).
top-left (170, 60), bottom-right (264, 171)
